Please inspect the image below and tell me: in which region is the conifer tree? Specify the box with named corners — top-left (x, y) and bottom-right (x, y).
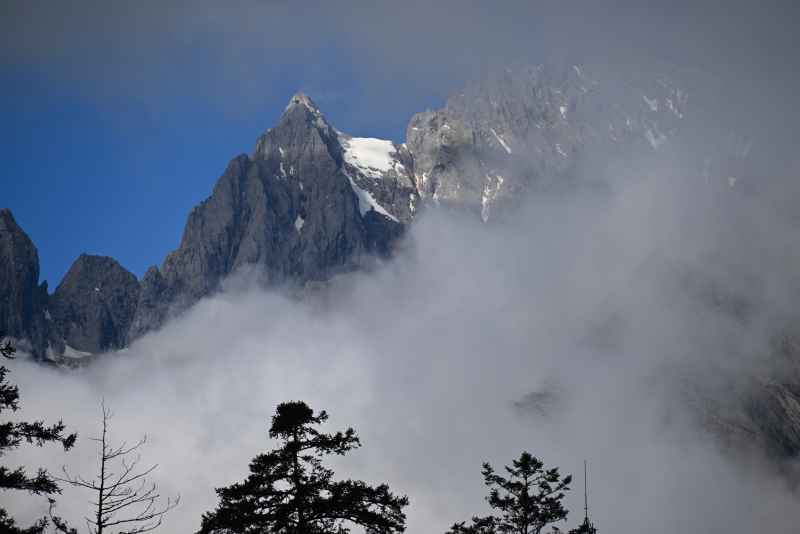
top-left (446, 452), bottom-right (572, 534)
top-left (0, 340), bottom-right (77, 534)
top-left (198, 401), bottom-right (408, 534)
top-left (567, 517), bottom-right (596, 534)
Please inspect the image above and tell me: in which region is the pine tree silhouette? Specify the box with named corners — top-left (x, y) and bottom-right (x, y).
top-left (198, 401), bottom-right (408, 534)
top-left (446, 451), bottom-right (572, 534)
top-left (1, 340), bottom-right (76, 534)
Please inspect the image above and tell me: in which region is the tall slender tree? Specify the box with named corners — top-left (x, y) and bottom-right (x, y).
top-left (567, 462), bottom-right (596, 534)
top-left (567, 517), bottom-right (597, 534)
top-left (56, 403), bottom-right (178, 534)
top-left (0, 340), bottom-right (77, 534)
top-left (447, 452), bottom-right (572, 534)
top-left (199, 400), bottom-right (408, 534)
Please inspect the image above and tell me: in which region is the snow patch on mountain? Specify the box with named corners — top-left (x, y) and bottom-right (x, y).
top-left (344, 173), bottom-right (399, 222)
top-left (481, 174), bottom-right (505, 223)
top-left (341, 136), bottom-right (397, 179)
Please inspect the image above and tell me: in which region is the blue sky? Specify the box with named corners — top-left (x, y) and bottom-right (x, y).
top-left (1, 21), bottom-right (444, 285)
top-left (3, 66), bottom-right (291, 285)
top-left (2, 1), bottom-right (797, 287)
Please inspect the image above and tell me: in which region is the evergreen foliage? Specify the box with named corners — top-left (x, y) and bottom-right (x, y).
top-left (0, 340), bottom-right (76, 534)
top-left (567, 517), bottom-right (597, 534)
top-left (446, 452), bottom-right (572, 534)
top-left (198, 401), bottom-right (408, 534)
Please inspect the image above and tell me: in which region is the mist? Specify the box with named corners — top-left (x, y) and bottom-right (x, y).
top-left (3, 2), bottom-right (800, 532)
top-left (5, 135), bottom-right (800, 533)
top-left (3, 1), bottom-right (798, 138)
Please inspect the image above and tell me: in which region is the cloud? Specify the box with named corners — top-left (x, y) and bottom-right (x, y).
top-left (2, 1), bottom-right (798, 138)
top-left (3, 3), bottom-right (800, 531)
top-left (5, 136), bottom-right (800, 532)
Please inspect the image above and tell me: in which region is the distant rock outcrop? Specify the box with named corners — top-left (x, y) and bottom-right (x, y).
top-left (407, 63), bottom-right (688, 221)
top-left (5, 64), bottom-right (800, 467)
top-left (3, 63), bottom-right (760, 352)
top-left (0, 208), bottom-right (51, 356)
top-left (49, 254), bottom-right (139, 353)
top-left (0, 67), bottom-right (731, 354)
top-left (129, 93), bottom-right (406, 339)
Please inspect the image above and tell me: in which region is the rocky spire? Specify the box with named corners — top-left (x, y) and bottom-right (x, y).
top-left (0, 208), bottom-right (51, 356)
top-left (129, 91), bottom-right (406, 340)
top-left (49, 254), bottom-right (140, 353)
top-left (284, 91), bottom-right (322, 114)
top-left (255, 91), bottom-right (341, 163)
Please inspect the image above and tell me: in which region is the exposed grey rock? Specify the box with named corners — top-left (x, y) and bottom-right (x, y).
top-left (407, 63), bottom-right (689, 221)
top-left (49, 254), bottom-right (139, 353)
top-left (2, 68), bottom-right (747, 353)
top-left (0, 208), bottom-right (52, 356)
top-left (739, 335), bottom-right (800, 459)
top-left (338, 133), bottom-right (419, 223)
top-left (407, 110), bottom-right (486, 211)
top-left (129, 93), bottom-right (405, 339)
top-left (746, 381), bottom-right (800, 458)
top-left (127, 266), bottom-right (171, 342)
top-left (3, 64), bottom-right (800, 470)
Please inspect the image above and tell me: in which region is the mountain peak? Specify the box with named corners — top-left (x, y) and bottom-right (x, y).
top-left (0, 208), bottom-right (16, 225)
top-left (285, 91), bottom-right (321, 115)
top-left (255, 91), bottom-right (338, 160)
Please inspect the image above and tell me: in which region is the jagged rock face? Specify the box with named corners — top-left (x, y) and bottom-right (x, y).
top-left (1, 68), bottom-right (758, 357)
top-left (407, 64), bottom-right (688, 221)
top-left (407, 110), bottom-right (486, 211)
top-left (740, 335), bottom-right (800, 459)
top-left (49, 254), bottom-right (139, 353)
top-left (746, 382), bottom-right (800, 458)
top-left (3, 67), bottom-right (800, 471)
top-left (127, 266), bottom-right (171, 342)
top-left (338, 134), bottom-right (419, 223)
top-left (0, 209), bottom-right (50, 355)
top-left (57, 76), bottom-right (702, 343)
top-left (129, 93), bottom-right (404, 339)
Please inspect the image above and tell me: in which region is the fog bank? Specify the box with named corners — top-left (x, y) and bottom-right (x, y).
top-left (6, 148), bottom-right (800, 532)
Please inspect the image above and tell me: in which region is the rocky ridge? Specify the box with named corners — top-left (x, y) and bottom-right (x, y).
top-left (2, 65), bottom-right (799, 465)
top-left (0, 208), bottom-right (52, 357)
top-left (0, 66), bottom-right (732, 358)
top-left (0, 65), bottom-right (743, 358)
top-left (49, 254), bottom-right (139, 354)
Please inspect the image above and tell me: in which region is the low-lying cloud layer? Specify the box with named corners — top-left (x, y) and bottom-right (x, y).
top-left (5, 142), bottom-right (800, 532)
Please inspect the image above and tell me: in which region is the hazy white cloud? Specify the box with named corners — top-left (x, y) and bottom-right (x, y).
top-left (2, 1), bottom-right (798, 140)
top-left (5, 139), bottom-right (800, 532)
top-left (3, 3), bottom-right (800, 530)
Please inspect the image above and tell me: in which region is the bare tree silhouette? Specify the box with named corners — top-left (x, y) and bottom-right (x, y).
top-left (53, 403), bottom-right (178, 534)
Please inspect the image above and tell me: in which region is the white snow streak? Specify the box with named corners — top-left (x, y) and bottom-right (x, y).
top-left (345, 173), bottom-right (399, 222)
top-left (490, 128), bottom-right (512, 154)
top-left (642, 94), bottom-right (659, 112)
top-left (645, 127), bottom-right (667, 149)
top-left (481, 174), bottom-right (505, 223)
top-left (63, 345), bottom-right (92, 359)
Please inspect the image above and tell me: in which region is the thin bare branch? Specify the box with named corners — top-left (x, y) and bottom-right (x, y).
top-left (59, 402), bottom-right (179, 534)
